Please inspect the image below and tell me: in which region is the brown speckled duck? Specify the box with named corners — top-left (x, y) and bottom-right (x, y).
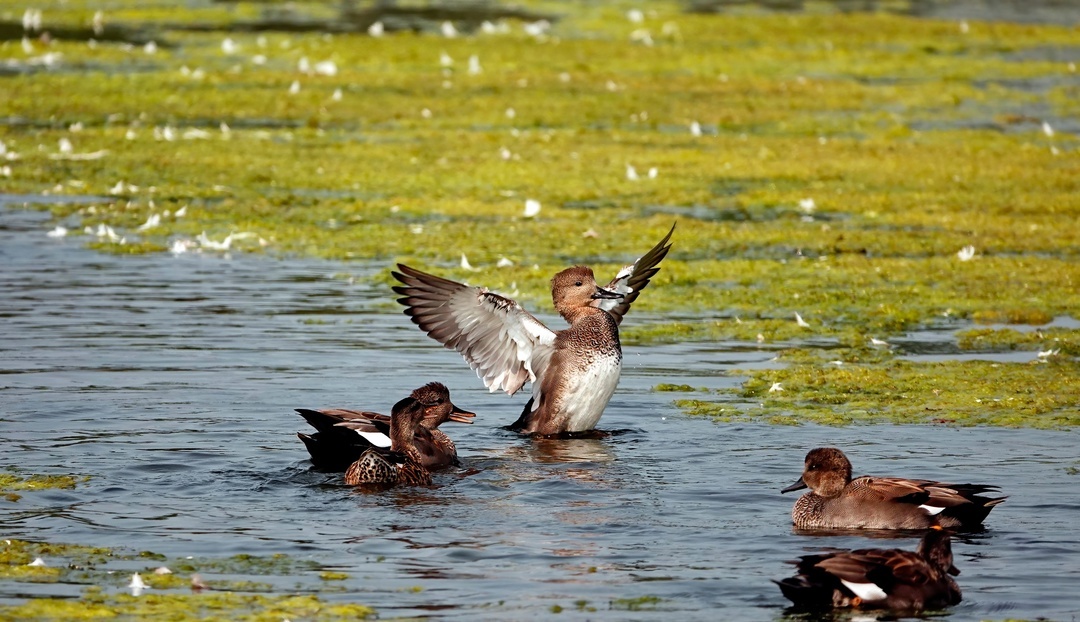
top-left (391, 224), bottom-right (674, 437)
top-left (344, 393), bottom-right (435, 487)
top-left (296, 382), bottom-right (474, 471)
top-left (775, 529), bottom-right (962, 611)
top-left (783, 447), bottom-right (1006, 530)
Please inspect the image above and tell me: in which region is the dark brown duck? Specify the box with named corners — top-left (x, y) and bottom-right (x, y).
top-left (775, 529), bottom-right (962, 611)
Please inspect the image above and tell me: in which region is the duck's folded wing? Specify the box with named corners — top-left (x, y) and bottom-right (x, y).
top-left (813, 552), bottom-right (878, 584)
top-left (921, 482), bottom-right (1004, 507)
top-left (873, 550), bottom-right (936, 587)
top-left (853, 476), bottom-right (932, 505)
top-left (393, 264), bottom-right (556, 395)
top-left (594, 223), bottom-right (675, 325)
top-left (296, 408), bottom-right (385, 433)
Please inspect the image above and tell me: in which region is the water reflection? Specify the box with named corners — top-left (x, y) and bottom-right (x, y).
top-left (508, 437), bottom-right (618, 464)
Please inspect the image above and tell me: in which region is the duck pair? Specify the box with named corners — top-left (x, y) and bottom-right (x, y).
top-left (775, 447), bottom-right (1005, 612)
top-left (297, 382), bottom-right (474, 487)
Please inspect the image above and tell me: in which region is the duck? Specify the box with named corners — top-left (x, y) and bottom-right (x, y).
top-left (296, 382), bottom-right (474, 471)
top-left (391, 223), bottom-right (674, 437)
top-left (774, 529), bottom-right (962, 611)
top-left (344, 391), bottom-right (437, 487)
top-left (782, 447), bottom-right (1006, 530)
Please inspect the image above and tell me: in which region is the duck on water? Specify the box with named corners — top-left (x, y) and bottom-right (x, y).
top-left (782, 447), bottom-right (1006, 530)
top-left (296, 382), bottom-right (475, 471)
top-left (391, 224), bottom-right (674, 437)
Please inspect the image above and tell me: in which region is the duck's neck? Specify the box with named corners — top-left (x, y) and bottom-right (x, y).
top-left (558, 305), bottom-right (607, 324)
top-left (389, 412), bottom-right (419, 453)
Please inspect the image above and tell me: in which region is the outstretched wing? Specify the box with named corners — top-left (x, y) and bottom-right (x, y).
top-left (392, 264), bottom-right (556, 395)
top-left (594, 223), bottom-right (675, 325)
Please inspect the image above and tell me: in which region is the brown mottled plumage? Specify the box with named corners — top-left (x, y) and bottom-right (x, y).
top-left (296, 382), bottom-right (474, 471)
top-left (775, 529), bottom-right (962, 611)
top-left (344, 395), bottom-right (434, 487)
top-left (782, 447), bottom-right (1005, 530)
top-left (391, 224), bottom-right (674, 436)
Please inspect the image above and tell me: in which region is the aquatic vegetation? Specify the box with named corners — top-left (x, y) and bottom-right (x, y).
top-left (0, 592), bottom-right (376, 620)
top-left (171, 552), bottom-right (320, 576)
top-left (0, 540), bottom-right (112, 581)
top-left (0, 539), bottom-right (377, 618)
top-left (1, 0), bottom-right (1077, 430)
top-left (0, 472), bottom-right (85, 492)
top-left (680, 356), bottom-right (1080, 427)
top-left (957, 327), bottom-right (1079, 355)
top-left (0, 472), bottom-right (88, 502)
top-left (654, 383), bottom-right (699, 392)
top-left (610, 595), bottom-right (664, 611)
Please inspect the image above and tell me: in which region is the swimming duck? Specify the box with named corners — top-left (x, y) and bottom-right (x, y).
top-left (391, 224), bottom-right (674, 437)
top-left (774, 529), bottom-right (962, 611)
top-left (296, 382), bottom-right (474, 471)
top-left (344, 392), bottom-right (436, 487)
top-left (783, 447), bottom-right (1006, 530)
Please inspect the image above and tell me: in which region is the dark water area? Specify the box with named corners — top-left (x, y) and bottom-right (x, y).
top-left (1, 202), bottom-right (1079, 620)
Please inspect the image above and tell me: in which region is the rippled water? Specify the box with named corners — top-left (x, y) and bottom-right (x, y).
top-left (2, 202), bottom-right (1078, 620)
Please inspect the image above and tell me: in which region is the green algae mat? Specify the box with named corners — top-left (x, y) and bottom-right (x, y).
top-left (2, 0), bottom-right (1078, 437)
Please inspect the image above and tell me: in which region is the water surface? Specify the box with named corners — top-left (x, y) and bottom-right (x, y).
top-left (1, 204), bottom-right (1078, 620)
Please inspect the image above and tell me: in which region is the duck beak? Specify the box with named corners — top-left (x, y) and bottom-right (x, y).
top-left (781, 477), bottom-right (807, 494)
top-left (448, 405), bottom-right (476, 424)
top-left (591, 286), bottom-right (623, 300)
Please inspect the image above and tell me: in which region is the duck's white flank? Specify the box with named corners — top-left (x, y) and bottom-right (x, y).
top-left (840, 579), bottom-right (888, 602)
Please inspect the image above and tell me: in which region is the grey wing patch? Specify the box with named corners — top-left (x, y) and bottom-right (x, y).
top-left (393, 264), bottom-right (556, 395)
top-left (595, 223), bottom-right (675, 325)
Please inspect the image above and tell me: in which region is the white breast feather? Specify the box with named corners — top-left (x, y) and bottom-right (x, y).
top-left (557, 354), bottom-right (622, 432)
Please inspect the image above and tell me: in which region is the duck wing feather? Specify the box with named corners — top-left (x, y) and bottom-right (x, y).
top-left (393, 264), bottom-right (556, 395)
top-left (594, 223), bottom-right (675, 326)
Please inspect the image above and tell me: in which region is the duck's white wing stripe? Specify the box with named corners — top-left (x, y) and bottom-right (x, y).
top-left (356, 430), bottom-right (392, 448)
top-left (919, 504), bottom-right (946, 515)
top-left (839, 579), bottom-right (888, 602)
top-left (394, 265), bottom-right (556, 396)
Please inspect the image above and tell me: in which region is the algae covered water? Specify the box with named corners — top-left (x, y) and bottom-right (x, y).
top-left (2, 203), bottom-right (1078, 620)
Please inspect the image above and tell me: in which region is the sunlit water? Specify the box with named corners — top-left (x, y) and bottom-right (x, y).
top-left (1, 202), bottom-right (1078, 620)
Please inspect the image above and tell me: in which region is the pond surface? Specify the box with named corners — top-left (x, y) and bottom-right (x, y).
top-left (1, 202), bottom-right (1078, 620)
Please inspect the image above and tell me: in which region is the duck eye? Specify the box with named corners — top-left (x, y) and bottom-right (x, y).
top-left (575, 281), bottom-right (583, 287)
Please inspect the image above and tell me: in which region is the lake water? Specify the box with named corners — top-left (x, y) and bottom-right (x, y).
top-left (1, 202), bottom-right (1078, 620)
